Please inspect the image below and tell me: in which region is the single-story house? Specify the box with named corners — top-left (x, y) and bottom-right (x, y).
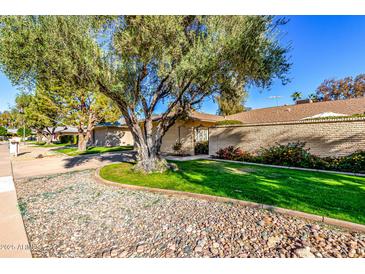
top-left (92, 123), bottom-right (134, 147)
top-left (210, 97), bottom-right (365, 157)
top-left (89, 112), bottom-right (224, 155)
top-left (50, 97), bottom-right (365, 157)
top-left (38, 126), bottom-right (79, 142)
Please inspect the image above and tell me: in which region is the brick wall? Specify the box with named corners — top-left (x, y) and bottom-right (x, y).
top-left (209, 118), bottom-right (365, 157)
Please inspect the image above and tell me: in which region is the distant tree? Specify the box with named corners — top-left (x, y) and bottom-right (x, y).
top-left (216, 80), bottom-right (247, 115)
top-left (6, 108), bottom-right (22, 128)
top-left (0, 111), bottom-right (12, 127)
top-left (316, 74), bottom-right (365, 101)
top-left (16, 127), bottom-right (32, 138)
top-left (60, 89), bottom-right (121, 150)
top-left (308, 93), bottom-right (319, 102)
top-left (353, 74), bottom-right (365, 97)
top-left (0, 126), bottom-right (7, 136)
top-left (22, 85), bottom-right (65, 143)
top-left (290, 91), bottom-right (302, 102)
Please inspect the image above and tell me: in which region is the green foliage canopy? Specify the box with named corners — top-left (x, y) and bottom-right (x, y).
top-left (0, 126), bottom-right (7, 136)
top-left (0, 15), bottom-right (291, 170)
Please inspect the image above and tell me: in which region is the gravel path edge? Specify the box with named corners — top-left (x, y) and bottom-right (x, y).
top-left (95, 166), bottom-right (365, 233)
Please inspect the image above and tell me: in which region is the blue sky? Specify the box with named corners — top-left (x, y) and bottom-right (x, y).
top-left (1, 16), bottom-right (365, 113)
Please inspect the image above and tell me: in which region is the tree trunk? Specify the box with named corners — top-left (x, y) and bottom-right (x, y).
top-left (127, 118), bottom-right (169, 173)
top-left (133, 145), bottom-right (168, 173)
top-left (45, 134), bottom-right (52, 144)
top-left (78, 133), bottom-right (88, 151)
top-left (77, 115), bottom-right (95, 152)
top-left (36, 130), bottom-right (43, 143)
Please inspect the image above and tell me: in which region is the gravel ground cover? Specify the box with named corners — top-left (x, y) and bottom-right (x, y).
top-left (15, 170), bottom-right (365, 258)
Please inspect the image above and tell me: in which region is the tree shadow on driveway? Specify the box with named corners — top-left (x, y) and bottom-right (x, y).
top-left (61, 150), bottom-right (137, 168)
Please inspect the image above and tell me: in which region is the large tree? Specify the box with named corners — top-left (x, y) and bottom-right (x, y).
top-left (0, 16), bottom-right (290, 172)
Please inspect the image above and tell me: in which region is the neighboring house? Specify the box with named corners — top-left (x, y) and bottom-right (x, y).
top-left (92, 123), bottom-right (134, 147)
top-left (6, 128), bottom-right (18, 135)
top-left (41, 126), bottom-right (79, 142)
top-left (90, 112), bottom-right (224, 154)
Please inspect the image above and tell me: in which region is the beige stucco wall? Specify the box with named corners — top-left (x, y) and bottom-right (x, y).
top-left (209, 119), bottom-right (365, 157)
top-left (160, 120), bottom-right (215, 155)
top-left (93, 127), bottom-right (134, 147)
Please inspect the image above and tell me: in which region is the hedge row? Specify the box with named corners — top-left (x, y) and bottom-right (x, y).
top-left (215, 142), bottom-right (365, 174)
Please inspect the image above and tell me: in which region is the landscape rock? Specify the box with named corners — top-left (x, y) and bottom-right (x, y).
top-left (295, 247), bottom-right (315, 258)
top-left (15, 170), bottom-right (365, 258)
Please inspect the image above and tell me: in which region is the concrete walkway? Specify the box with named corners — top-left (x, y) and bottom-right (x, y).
top-left (0, 143), bottom-right (31, 257)
top-left (164, 154), bottom-right (210, 161)
top-left (12, 150), bottom-right (136, 179)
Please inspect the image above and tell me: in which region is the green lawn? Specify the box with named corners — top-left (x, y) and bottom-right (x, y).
top-left (100, 160), bottom-right (365, 224)
top-left (31, 142), bottom-right (71, 148)
top-left (56, 145), bottom-right (134, 156)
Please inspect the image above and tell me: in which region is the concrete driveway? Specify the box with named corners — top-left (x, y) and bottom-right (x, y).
top-left (11, 148), bottom-right (136, 179)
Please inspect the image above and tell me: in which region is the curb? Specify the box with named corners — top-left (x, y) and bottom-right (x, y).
top-left (0, 145), bottom-right (32, 258)
top-left (210, 158), bottom-right (365, 177)
top-left (94, 167), bottom-right (365, 233)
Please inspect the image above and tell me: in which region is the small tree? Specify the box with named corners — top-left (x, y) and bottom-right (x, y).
top-left (308, 93), bottom-right (319, 102)
top-left (0, 111), bottom-right (12, 127)
top-left (290, 91), bottom-right (302, 102)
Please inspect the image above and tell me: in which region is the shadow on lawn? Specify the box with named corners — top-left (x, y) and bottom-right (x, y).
top-left (175, 160), bottom-right (365, 224)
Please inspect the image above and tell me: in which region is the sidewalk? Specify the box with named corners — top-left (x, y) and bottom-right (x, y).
top-left (0, 143), bottom-right (32, 257)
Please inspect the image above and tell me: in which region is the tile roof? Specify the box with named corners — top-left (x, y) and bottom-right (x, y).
top-left (226, 97), bottom-right (365, 124)
top-left (150, 110), bottom-right (224, 123)
top-left (189, 111), bottom-right (225, 122)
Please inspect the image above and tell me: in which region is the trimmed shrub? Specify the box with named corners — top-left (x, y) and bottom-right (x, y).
top-left (59, 135), bottom-right (69, 144)
top-left (59, 135), bottom-right (77, 144)
top-left (215, 120), bottom-right (243, 126)
top-left (195, 141), bottom-right (209, 154)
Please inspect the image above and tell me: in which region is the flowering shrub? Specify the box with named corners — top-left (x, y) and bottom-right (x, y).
top-left (257, 142), bottom-right (312, 167)
top-left (327, 151), bottom-right (365, 173)
top-left (216, 146), bottom-right (253, 161)
top-left (215, 142), bottom-right (365, 173)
